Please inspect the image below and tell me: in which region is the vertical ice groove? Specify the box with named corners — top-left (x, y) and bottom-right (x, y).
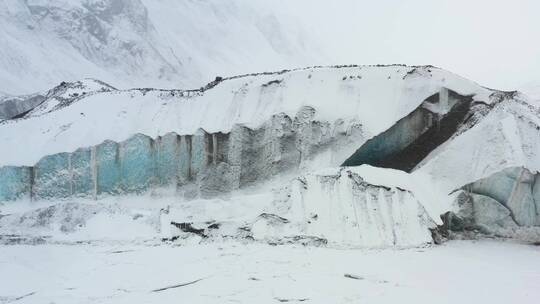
top-left (68, 152), bottom-right (73, 196)
top-left (91, 145), bottom-right (97, 199)
top-left (212, 133), bottom-right (218, 165)
top-left (70, 148), bottom-right (93, 197)
top-left (156, 133), bottom-right (180, 187)
top-left (178, 135), bottom-right (191, 184)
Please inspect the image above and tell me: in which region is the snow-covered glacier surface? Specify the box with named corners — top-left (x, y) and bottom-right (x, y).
top-left (1, 65), bottom-right (539, 249)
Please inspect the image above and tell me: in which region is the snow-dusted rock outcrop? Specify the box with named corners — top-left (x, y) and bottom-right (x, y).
top-left (0, 79), bottom-right (116, 120)
top-left (0, 92), bottom-right (44, 120)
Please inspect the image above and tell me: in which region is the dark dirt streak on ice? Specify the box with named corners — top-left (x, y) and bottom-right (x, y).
top-left (344, 273), bottom-right (365, 280)
top-left (151, 278), bottom-right (205, 293)
top-left (0, 291), bottom-right (36, 303)
top-left (274, 297), bottom-right (310, 302)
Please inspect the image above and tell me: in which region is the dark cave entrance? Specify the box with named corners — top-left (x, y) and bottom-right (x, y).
top-left (342, 88), bottom-right (474, 172)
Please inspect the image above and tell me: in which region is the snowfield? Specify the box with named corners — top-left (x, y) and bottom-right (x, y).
top-left (1, 240), bottom-right (539, 304)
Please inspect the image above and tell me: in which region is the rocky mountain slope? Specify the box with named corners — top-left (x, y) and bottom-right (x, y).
top-left (0, 92), bottom-right (45, 119)
top-left (0, 0), bottom-right (322, 95)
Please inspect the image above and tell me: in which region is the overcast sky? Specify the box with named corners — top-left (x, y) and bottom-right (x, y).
top-left (275, 0), bottom-right (540, 91)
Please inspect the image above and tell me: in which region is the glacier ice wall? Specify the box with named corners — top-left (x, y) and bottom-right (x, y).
top-left (441, 166), bottom-right (540, 241)
top-left (0, 166), bottom-right (33, 201)
top-left (0, 107), bottom-right (363, 202)
top-left (33, 152), bottom-right (72, 199)
top-left (463, 167), bottom-right (540, 227)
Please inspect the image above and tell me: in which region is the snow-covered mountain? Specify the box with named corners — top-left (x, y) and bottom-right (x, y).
top-left (0, 0), bottom-right (323, 95)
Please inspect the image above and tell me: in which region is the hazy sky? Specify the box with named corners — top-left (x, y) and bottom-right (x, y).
top-left (276, 0), bottom-right (540, 91)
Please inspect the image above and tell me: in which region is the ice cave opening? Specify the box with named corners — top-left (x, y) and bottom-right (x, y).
top-left (342, 88), bottom-right (474, 172)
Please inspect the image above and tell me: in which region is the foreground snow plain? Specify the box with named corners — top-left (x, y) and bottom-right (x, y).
top-left (1, 240), bottom-right (539, 304)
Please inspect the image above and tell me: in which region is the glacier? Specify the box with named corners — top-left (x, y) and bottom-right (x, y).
top-left (1, 65), bottom-right (539, 248)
